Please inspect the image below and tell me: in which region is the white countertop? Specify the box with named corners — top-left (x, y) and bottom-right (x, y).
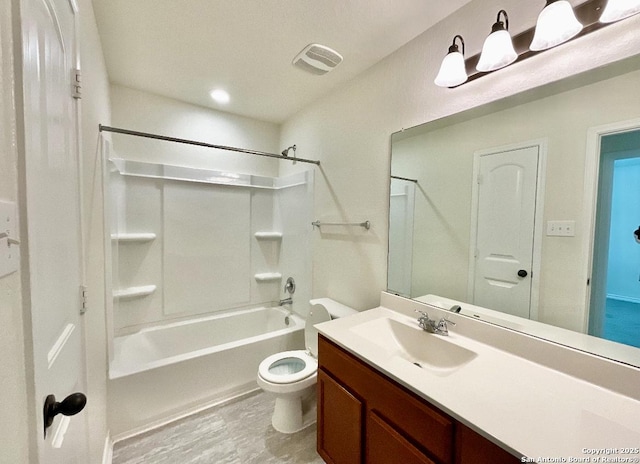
top-left (316, 303), bottom-right (640, 460)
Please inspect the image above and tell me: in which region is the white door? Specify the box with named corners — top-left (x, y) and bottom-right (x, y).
top-left (21, 0), bottom-right (88, 462)
top-left (470, 146), bottom-right (540, 319)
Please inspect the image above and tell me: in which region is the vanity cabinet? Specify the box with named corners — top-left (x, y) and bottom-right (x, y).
top-left (317, 335), bottom-right (519, 464)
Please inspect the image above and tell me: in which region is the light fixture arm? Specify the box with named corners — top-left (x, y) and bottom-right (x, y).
top-left (450, 34), bottom-right (465, 54)
top-left (495, 10), bottom-right (509, 31)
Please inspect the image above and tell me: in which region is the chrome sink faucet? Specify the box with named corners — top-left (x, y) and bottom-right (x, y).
top-left (415, 310), bottom-right (456, 336)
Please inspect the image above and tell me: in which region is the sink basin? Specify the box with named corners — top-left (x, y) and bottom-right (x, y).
top-left (350, 317), bottom-right (477, 376)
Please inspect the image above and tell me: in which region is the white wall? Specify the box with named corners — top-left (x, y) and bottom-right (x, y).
top-left (78, 0), bottom-right (113, 460)
top-left (0, 0), bottom-right (31, 461)
top-left (109, 85), bottom-right (281, 176)
top-left (280, 0), bottom-right (640, 312)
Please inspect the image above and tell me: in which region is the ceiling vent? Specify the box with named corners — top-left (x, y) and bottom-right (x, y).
top-left (292, 44), bottom-right (343, 76)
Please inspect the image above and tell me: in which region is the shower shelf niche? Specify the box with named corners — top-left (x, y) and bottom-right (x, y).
top-left (254, 272), bottom-right (282, 282)
top-left (113, 285), bottom-right (157, 300)
top-left (111, 232), bottom-right (157, 243)
top-left (254, 232), bottom-right (283, 240)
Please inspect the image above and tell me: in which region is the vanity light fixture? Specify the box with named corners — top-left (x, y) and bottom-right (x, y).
top-left (599, 0), bottom-right (640, 22)
top-left (434, 35), bottom-right (468, 88)
top-left (530, 0), bottom-right (583, 51)
top-left (476, 10), bottom-right (518, 72)
top-left (439, 0), bottom-right (640, 89)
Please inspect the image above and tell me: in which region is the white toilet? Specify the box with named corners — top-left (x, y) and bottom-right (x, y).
top-left (257, 298), bottom-right (356, 433)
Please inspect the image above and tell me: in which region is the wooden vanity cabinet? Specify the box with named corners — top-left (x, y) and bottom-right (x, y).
top-left (317, 369), bottom-right (363, 464)
top-left (317, 335), bottom-right (520, 464)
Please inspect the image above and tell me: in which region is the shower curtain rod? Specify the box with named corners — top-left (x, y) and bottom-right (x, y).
top-left (98, 125), bottom-right (321, 166)
top-left (391, 175), bottom-right (418, 183)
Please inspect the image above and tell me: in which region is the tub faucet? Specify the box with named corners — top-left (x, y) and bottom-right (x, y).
top-left (279, 297), bottom-right (292, 306)
top-left (415, 310), bottom-right (455, 336)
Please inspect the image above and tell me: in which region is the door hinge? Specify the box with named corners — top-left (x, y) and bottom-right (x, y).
top-left (80, 285), bottom-right (88, 314)
top-left (72, 69), bottom-right (82, 99)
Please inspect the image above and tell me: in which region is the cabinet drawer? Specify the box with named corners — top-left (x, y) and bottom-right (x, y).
top-left (367, 411), bottom-right (436, 464)
top-left (319, 336), bottom-right (454, 463)
top-left (455, 424), bottom-right (521, 464)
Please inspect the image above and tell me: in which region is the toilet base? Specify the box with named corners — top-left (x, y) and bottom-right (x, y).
top-left (271, 388), bottom-right (317, 434)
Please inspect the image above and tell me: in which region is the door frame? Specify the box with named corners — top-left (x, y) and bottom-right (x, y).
top-left (467, 139), bottom-right (547, 321)
top-left (582, 118), bottom-right (640, 333)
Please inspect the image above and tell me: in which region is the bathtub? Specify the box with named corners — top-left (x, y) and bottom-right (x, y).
top-left (108, 306), bottom-right (305, 438)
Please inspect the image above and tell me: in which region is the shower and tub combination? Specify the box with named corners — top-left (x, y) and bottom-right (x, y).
top-left (101, 128), bottom-right (317, 438)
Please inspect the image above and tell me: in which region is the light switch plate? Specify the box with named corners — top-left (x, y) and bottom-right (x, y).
top-left (547, 220), bottom-right (576, 237)
top-left (0, 200), bottom-right (19, 278)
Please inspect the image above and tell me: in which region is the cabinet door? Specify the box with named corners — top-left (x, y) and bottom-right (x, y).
top-left (455, 424), bottom-right (520, 464)
top-left (367, 411), bottom-right (436, 464)
top-left (317, 369), bottom-right (364, 464)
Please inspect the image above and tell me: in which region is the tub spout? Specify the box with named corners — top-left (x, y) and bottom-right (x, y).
top-left (279, 297), bottom-right (293, 306)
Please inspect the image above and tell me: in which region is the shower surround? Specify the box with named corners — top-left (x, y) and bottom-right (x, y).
top-left (104, 149), bottom-right (314, 437)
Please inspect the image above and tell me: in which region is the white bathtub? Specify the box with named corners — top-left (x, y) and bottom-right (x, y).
top-left (108, 306), bottom-right (305, 438)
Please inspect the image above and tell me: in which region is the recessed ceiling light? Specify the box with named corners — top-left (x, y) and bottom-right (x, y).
top-left (210, 89), bottom-right (230, 104)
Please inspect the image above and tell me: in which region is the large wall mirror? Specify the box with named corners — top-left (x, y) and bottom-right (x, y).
top-left (389, 54), bottom-right (640, 368)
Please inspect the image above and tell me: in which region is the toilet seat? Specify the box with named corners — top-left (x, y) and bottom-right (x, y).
top-left (258, 350), bottom-right (317, 384)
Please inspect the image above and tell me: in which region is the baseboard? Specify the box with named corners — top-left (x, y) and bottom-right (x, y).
top-left (102, 433), bottom-right (113, 464)
top-left (607, 293), bottom-right (640, 305)
top-left (111, 383), bottom-right (260, 444)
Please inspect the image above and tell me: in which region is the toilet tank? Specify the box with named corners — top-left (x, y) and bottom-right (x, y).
top-left (306, 298), bottom-right (357, 356)
top-left (309, 298), bottom-right (357, 319)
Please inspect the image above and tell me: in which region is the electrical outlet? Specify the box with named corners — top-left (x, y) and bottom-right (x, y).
top-left (546, 220), bottom-right (576, 237)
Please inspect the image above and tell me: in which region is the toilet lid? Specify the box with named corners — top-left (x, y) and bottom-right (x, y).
top-left (258, 350), bottom-right (318, 384)
top-left (305, 304), bottom-right (331, 357)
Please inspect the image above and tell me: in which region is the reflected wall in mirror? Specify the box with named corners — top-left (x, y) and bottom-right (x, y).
top-left (389, 56), bottom-right (640, 362)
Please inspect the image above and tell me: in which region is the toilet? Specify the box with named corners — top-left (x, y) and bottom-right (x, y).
top-left (257, 298), bottom-right (356, 433)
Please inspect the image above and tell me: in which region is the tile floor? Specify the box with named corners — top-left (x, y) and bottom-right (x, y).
top-left (112, 391), bottom-right (325, 464)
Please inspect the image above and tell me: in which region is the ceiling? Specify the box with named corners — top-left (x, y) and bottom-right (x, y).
top-left (92, 0), bottom-right (472, 124)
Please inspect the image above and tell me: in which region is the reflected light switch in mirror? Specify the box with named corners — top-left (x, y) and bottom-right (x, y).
top-left (546, 220), bottom-right (575, 237)
top-left (0, 200), bottom-right (19, 278)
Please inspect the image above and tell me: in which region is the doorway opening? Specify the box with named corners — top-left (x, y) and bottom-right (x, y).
top-left (589, 129), bottom-right (640, 348)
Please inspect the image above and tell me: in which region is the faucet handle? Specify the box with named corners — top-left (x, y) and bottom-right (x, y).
top-left (414, 309), bottom-right (430, 318)
top-left (442, 316), bottom-right (456, 326)
top-left (284, 277), bottom-right (296, 294)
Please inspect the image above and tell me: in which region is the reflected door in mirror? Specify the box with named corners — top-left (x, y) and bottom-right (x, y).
top-left (470, 145), bottom-right (540, 319)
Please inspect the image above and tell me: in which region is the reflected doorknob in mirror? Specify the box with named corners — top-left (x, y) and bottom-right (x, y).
top-left (517, 269), bottom-right (528, 278)
top-left (43, 392), bottom-right (87, 438)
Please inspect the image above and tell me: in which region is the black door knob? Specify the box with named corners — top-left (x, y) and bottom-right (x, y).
top-left (517, 269), bottom-right (528, 278)
top-left (43, 392), bottom-right (87, 438)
